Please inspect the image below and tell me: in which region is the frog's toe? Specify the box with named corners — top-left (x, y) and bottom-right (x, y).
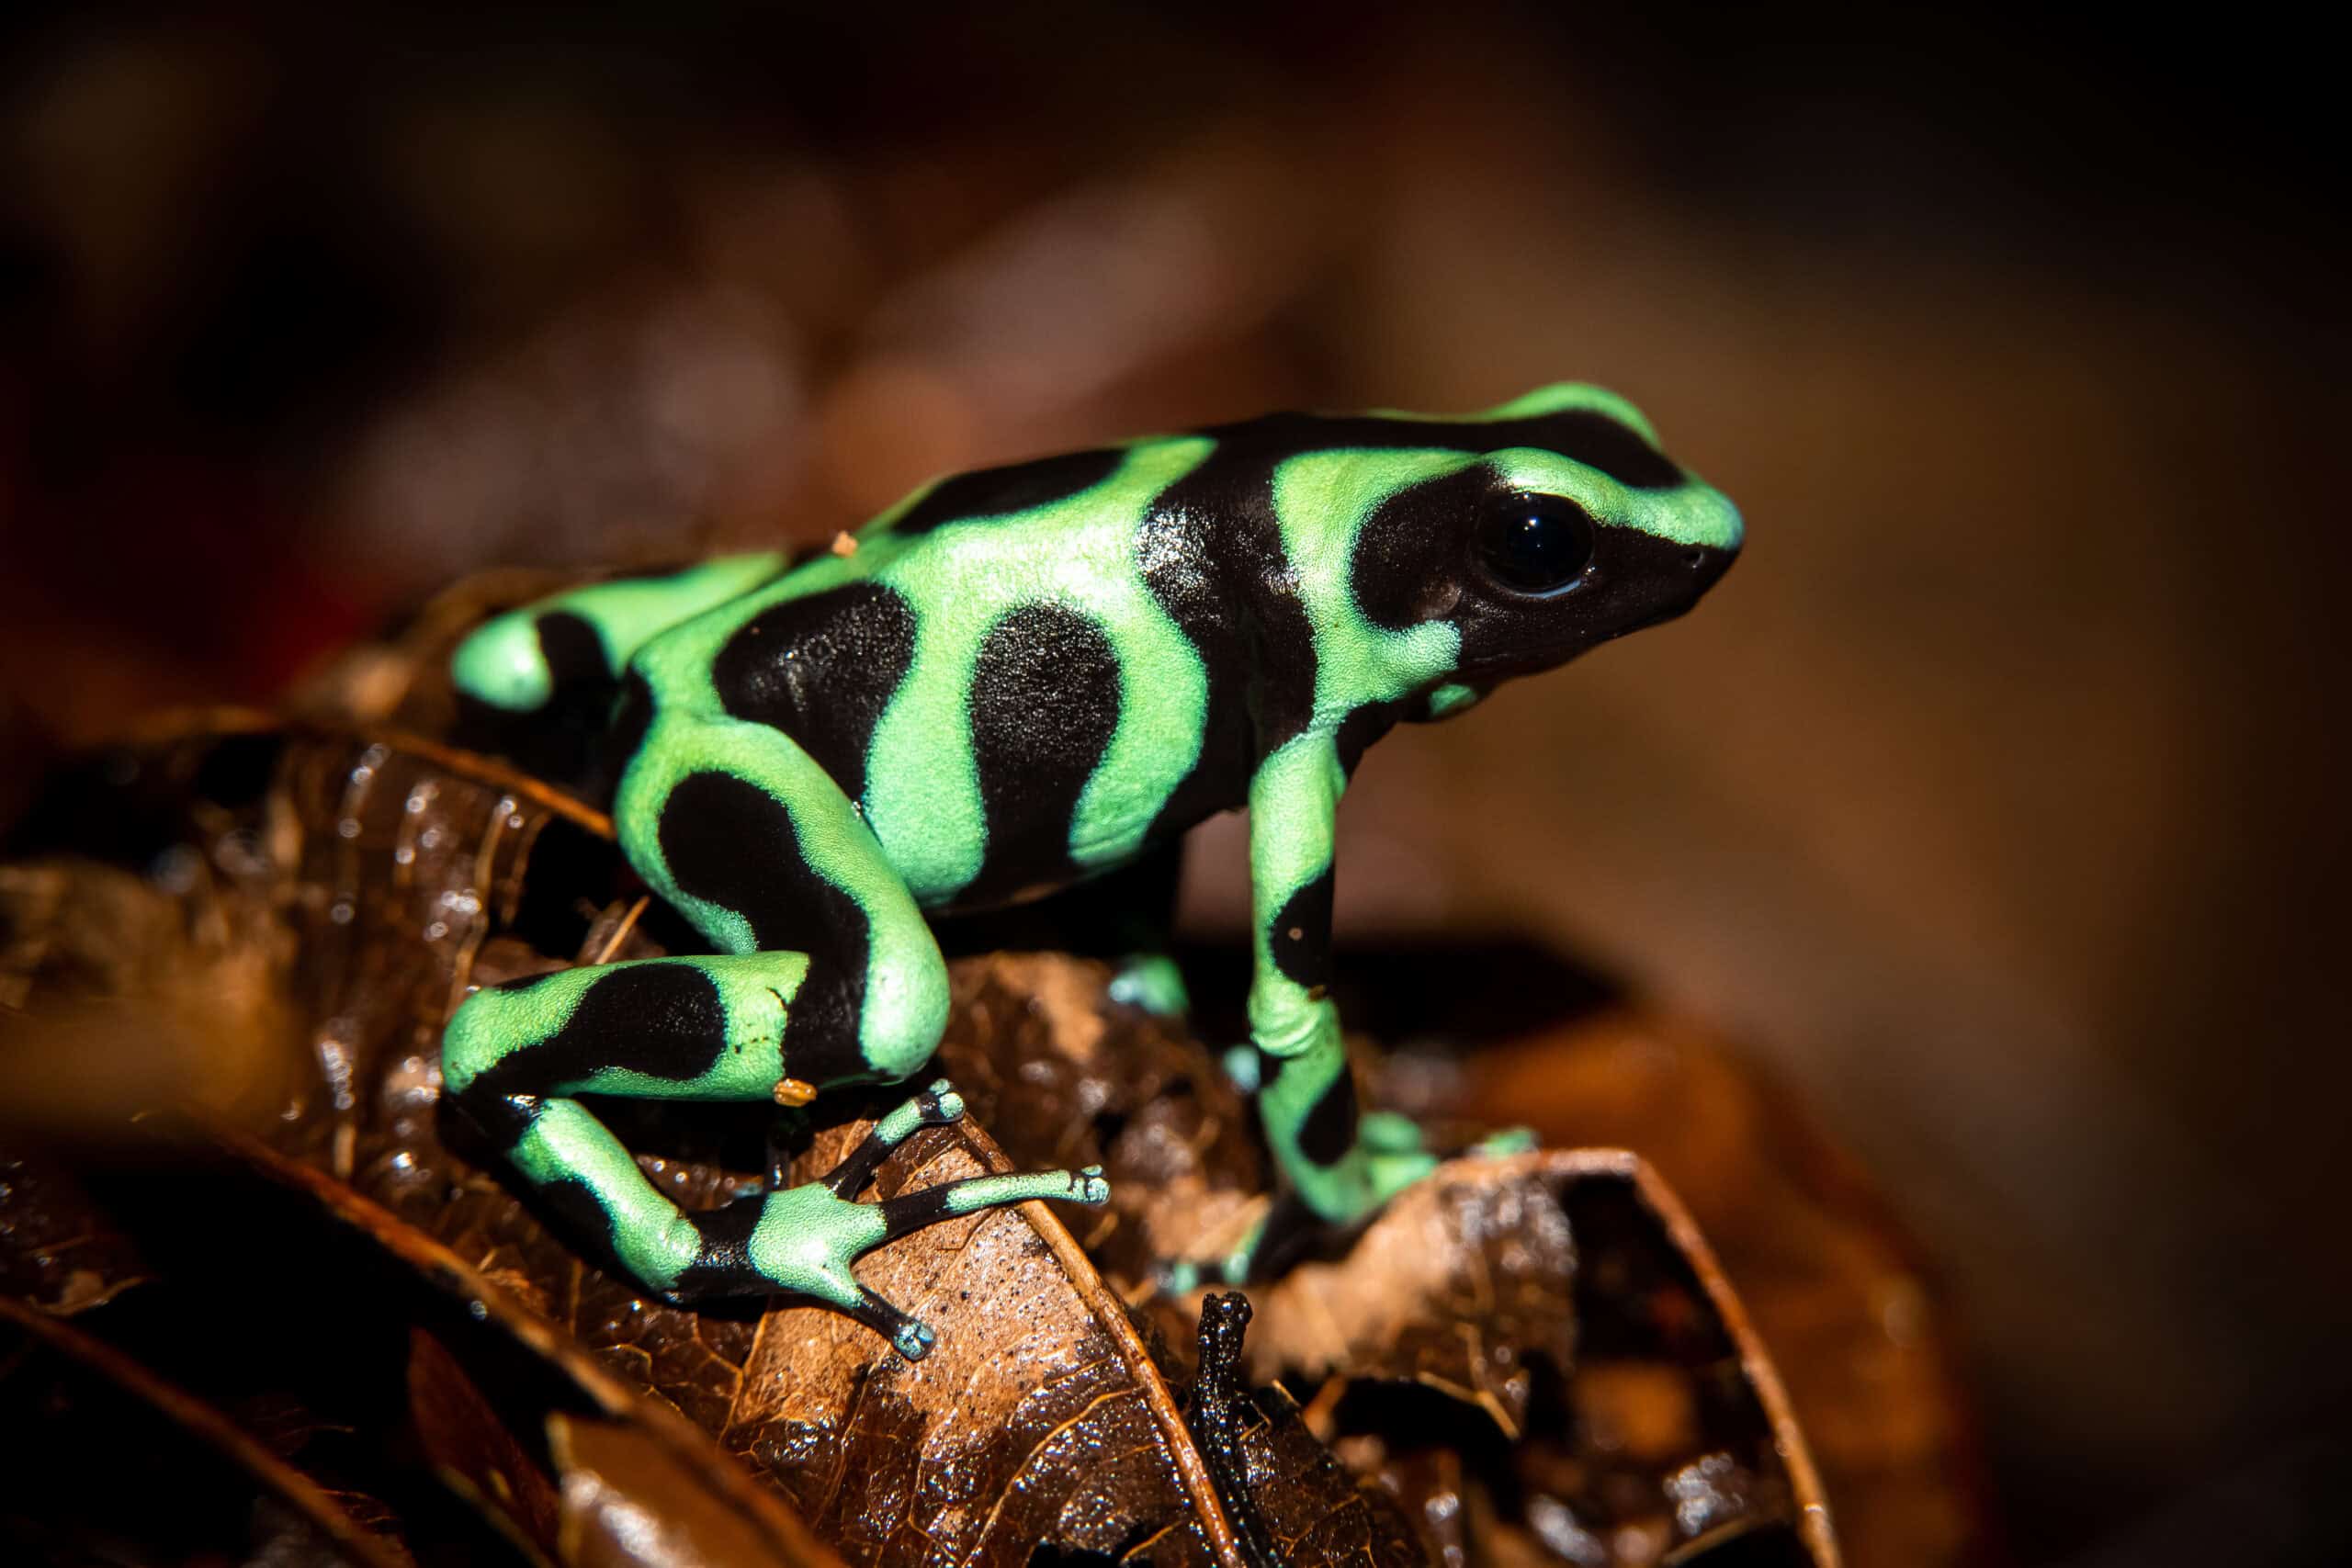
top-left (917, 1077), bottom-right (966, 1124)
top-left (1154, 1212), bottom-right (1267, 1295)
top-left (834, 1278), bottom-right (937, 1361)
top-left (1359, 1108), bottom-right (1428, 1156)
top-left (1107, 953), bottom-right (1191, 1018)
top-left (872, 1166), bottom-right (1114, 1243)
top-left (1366, 1147), bottom-right (1442, 1205)
top-left (1474, 1124), bottom-right (1539, 1157)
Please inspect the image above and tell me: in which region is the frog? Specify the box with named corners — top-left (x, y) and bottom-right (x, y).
top-left (439, 382), bottom-right (1741, 1359)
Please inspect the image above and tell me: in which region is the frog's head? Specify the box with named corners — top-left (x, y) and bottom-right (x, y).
top-left (1333, 383), bottom-right (1741, 719)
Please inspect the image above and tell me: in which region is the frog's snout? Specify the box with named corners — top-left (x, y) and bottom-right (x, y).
top-left (1682, 538), bottom-right (1739, 596)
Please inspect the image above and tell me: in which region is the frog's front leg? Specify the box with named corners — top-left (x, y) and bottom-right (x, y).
top-left (441, 715), bottom-right (1108, 1355)
top-left (1242, 731), bottom-right (1436, 1240)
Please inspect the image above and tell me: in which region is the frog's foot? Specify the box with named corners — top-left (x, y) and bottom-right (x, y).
top-left (671, 1078), bottom-right (1110, 1358)
top-left (1157, 1211), bottom-right (1270, 1296)
top-left (1471, 1124), bottom-right (1539, 1158)
top-left (816, 1077), bottom-right (968, 1197)
top-left (1106, 953), bottom-right (1191, 1018)
top-left (1159, 1114), bottom-right (1457, 1293)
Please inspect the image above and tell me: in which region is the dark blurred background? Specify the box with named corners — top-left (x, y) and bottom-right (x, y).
top-left (3, 4), bottom-right (2346, 1562)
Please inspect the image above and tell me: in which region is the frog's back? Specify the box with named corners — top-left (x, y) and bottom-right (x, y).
top-left (633, 433), bottom-right (1247, 912)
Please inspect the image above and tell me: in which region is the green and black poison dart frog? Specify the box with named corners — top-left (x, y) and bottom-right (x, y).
top-left (440, 383), bottom-right (1741, 1359)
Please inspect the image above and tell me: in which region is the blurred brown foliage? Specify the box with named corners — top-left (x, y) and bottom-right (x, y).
top-left (3, 4), bottom-right (2347, 1562)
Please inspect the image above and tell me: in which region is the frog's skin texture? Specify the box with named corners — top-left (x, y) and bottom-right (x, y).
top-left (443, 383), bottom-right (1740, 1356)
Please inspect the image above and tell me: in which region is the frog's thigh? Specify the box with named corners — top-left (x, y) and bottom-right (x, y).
top-left (442, 955), bottom-right (802, 1122)
top-left (441, 957), bottom-right (805, 1292)
top-left (624, 717), bottom-right (949, 1086)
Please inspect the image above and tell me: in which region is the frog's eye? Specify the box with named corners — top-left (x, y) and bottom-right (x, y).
top-left (1473, 493), bottom-right (1596, 595)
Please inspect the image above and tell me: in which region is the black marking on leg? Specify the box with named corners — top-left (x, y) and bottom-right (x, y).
top-left (1242, 1190), bottom-right (1347, 1281)
top-left (463, 963), bottom-right (731, 1144)
top-left (710, 582), bottom-right (917, 805)
top-left (959, 603), bottom-right (1123, 905)
top-left (667, 1197), bottom-right (767, 1303)
top-left (1267, 869), bottom-right (1334, 990)
top-left (875, 1179), bottom-right (966, 1242)
top-left (1296, 1068), bottom-right (1361, 1168)
top-left (454, 1087), bottom-right (542, 1149)
top-left (884, 447), bottom-right (1125, 537)
top-left (657, 770), bottom-right (872, 1082)
top-left (536, 1173), bottom-right (626, 1266)
top-left (1333, 702), bottom-right (1401, 777)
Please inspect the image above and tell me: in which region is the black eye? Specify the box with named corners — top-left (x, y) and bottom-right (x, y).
top-left (1475, 494), bottom-right (1596, 594)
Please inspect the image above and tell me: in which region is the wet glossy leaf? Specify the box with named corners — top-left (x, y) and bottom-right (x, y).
top-left (0, 711), bottom-right (1887, 1568)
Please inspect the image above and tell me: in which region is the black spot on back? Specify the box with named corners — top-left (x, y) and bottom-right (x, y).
top-left (885, 447), bottom-right (1126, 537)
top-left (1138, 445), bottom-right (1317, 838)
top-left (536, 610), bottom-right (609, 686)
top-left (1350, 465), bottom-right (1491, 631)
top-left (709, 583), bottom-right (917, 804)
top-left (959, 604), bottom-right (1122, 905)
top-left (656, 769), bottom-right (872, 1081)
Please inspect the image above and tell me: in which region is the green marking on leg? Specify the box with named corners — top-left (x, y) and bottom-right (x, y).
top-left (511, 1100), bottom-right (703, 1291)
top-left (1252, 1018), bottom-right (1367, 1223)
top-left (938, 1166), bottom-right (1110, 1217)
top-left (1243, 732), bottom-right (1344, 1059)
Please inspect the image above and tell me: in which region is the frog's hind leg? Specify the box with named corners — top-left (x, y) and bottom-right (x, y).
top-left (442, 953), bottom-right (815, 1299)
top-left (444, 967), bottom-right (1109, 1342)
top-left (445, 709), bottom-right (1114, 1352)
